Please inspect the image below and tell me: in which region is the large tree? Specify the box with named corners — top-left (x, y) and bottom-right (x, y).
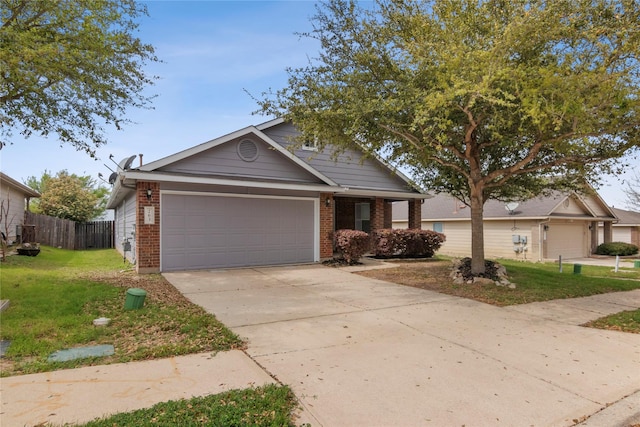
top-left (259, 0), bottom-right (640, 274)
top-left (625, 172), bottom-right (640, 211)
top-left (0, 0), bottom-right (158, 155)
top-left (26, 170), bottom-right (109, 222)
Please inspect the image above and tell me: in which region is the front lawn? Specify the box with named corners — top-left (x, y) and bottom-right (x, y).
top-left (356, 257), bottom-right (640, 306)
top-left (0, 246), bottom-right (243, 376)
top-left (79, 384), bottom-right (299, 427)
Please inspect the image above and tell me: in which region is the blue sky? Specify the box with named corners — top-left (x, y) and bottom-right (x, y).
top-left (0, 0), bottom-right (635, 209)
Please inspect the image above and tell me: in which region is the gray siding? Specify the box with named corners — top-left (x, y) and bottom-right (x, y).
top-left (114, 193), bottom-right (136, 264)
top-left (158, 136), bottom-right (323, 184)
top-left (263, 122), bottom-right (412, 191)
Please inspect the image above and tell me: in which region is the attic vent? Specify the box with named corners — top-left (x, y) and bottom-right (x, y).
top-left (237, 139), bottom-right (259, 162)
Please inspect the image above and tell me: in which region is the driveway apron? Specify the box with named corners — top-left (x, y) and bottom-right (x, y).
top-left (164, 265), bottom-right (640, 427)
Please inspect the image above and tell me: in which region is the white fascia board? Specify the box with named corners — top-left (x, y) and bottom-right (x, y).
top-left (341, 188), bottom-right (432, 199)
top-left (251, 127), bottom-right (339, 186)
top-left (137, 122), bottom-right (338, 187)
top-left (138, 126), bottom-right (258, 171)
top-left (255, 117), bottom-right (285, 130)
top-left (123, 171), bottom-right (346, 193)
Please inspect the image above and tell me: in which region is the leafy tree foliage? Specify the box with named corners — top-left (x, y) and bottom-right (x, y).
top-left (26, 171), bottom-right (109, 222)
top-left (0, 0), bottom-right (158, 155)
top-left (259, 0), bottom-right (640, 274)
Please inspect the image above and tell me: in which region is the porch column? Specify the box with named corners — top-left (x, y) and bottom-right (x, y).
top-left (590, 221), bottom-right (598, 254)
top-left (320, 192), bottom-right (334, 259)
top-left (603, 221), bottom-right (613, 244)
top-left (408, 199), bottom-right (422, 229)
top-left (383, 201), bottom-right (392, 229)
top-left (371, 197), bottom-right (386, 231)
top-left (136, 181), bottom-right (160, 273)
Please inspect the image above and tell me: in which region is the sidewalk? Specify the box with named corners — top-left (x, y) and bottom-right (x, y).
top-left (0, 350), bottom-right (276, 427)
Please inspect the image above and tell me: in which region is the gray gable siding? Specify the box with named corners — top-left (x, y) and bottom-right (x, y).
top-left (157, 136), bottom-right (324, 184)
top-left (263, 122), bottom-right (411, 192)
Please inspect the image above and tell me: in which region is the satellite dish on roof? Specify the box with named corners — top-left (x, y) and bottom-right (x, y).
top-left (108, 172), bottom-right (118, 185)
top-left (118, 155), bottom-right (137, 171)
top-left (505, 202), bottom-right (519, 214)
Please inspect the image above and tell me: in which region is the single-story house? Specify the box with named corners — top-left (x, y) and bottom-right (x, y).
top-left (393, 190), bottom-right (617, 261)
top-left (107, 119), bottom-right (428, 273)
top-left (600, 207), bottom-right (640, 247)
top-left (0, 172), bottom-right (40, 244)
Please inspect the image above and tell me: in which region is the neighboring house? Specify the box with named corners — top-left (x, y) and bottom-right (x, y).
top-left (393, 190), bottom-right (617, 261)
top-left (0, 172), bottom-right (40, 244)
top-left (600, 207), bottom-right (640, 247)
top-left (107, 119), bottom-right (427, 273)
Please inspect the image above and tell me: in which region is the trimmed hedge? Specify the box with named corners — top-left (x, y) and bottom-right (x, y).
top-left (334, 229), bottom-right (370, 264)
top-left (595, 241), bottom-right (639, 256)
top-left (372, 228), bottom-right (446, 258)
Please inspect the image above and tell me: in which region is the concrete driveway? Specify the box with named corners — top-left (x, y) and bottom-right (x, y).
top-left (164, 264), bottom-right (640, 426)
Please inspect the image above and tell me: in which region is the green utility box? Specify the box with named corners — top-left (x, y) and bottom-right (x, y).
top-left (124, 288), bottom-right (147, 310)
top-left (573, 264), bottom-right (582, 274)
top-left (634, 260), bottom-right (640, 269)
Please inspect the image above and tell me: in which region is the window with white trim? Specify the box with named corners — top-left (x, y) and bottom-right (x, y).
top-left (355, 203), bottom-right (370, 233)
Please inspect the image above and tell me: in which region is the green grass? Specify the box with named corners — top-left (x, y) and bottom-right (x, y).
top-left (489, 259), bottom-right (640, 305)
top-left (0, 246), bottom-right (243, 376)
top-left (583, 309), bottom-right (640, 333)
top-left (78, 384), bottom-right (299, 427)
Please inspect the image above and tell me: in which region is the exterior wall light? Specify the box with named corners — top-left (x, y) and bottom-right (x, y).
top-left (146, 188), bottom-right (153, 201)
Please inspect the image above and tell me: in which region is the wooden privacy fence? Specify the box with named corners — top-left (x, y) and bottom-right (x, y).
top-left (24, 212), bottom-right (114, 250)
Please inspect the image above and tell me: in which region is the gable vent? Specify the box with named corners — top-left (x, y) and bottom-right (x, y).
top-left (237, 139), bottom-right (259, 162)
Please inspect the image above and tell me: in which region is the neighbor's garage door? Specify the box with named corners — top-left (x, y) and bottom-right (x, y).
top-left (546, 222), bottom-right (586, 259)
top-left (162, 194), bottom-right (315, 271)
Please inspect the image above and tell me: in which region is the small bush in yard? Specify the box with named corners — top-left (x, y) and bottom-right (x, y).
top-left (595, 241), bottom-right (639, 256)
top-left (335, 229), bottom-right (370, 264)
top-left (372, 229), bottom-right (446, 258)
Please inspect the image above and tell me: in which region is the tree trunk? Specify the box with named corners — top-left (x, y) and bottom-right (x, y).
top-left (469, 187), bottom-right (485, 275)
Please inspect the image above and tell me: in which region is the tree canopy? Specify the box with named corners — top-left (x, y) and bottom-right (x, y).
top-left (0, 0), bottom-right (158, 155)
top-left (26, 170), bottom-right (110, 222)
top-left (259, 0), bottom-right (640, 274)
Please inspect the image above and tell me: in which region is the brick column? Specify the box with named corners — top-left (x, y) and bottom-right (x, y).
top-left (136, 181), bottom-right (160, 273)
top-left (371, 197), bottom-right (385, 231)
top-left (319, 193), bottom-right (334, 259)
top-left (408, 199), bottom-right (422, 229)
top-left (383, 201), bottom-right (392, 229)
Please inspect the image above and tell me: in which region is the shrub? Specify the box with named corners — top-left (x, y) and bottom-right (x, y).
top-left (334, 229), bottom-right (370, 264)
top-left (372, 229), bottom-right (445, 258)
top-left (595, 241), bottom-right (639, 256)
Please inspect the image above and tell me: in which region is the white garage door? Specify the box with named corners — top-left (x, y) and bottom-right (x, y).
top-left (162, 194), bottom-right (316, 271)
top-left (546, 222), bottom-right (586, 259)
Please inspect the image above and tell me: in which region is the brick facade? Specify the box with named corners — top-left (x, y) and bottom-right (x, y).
top-left (371, 197), bottom-right (385, 231)
top-left (408, 199), bottom-right (422, 229)
top-left (319, 192), bottom-right (334, 259)
top-left (383, 201), bottom-right (392, 229)
top-left (136, 181), bottom-right (160, 273)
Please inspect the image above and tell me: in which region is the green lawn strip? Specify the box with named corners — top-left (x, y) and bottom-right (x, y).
top-left (0, 247), bottom-right (243, 376)
top-left (481, 260), bottom-right (640, 306)
top-left (77, 384), bottom-right (298, 427)
top-left (582, 309), bottom-right (640, 334)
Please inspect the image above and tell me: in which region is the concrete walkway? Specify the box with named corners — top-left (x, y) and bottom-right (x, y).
top-left (0, 350), bottom-right (276, 426)
top-left (1, 262), bottom-right (639, 426)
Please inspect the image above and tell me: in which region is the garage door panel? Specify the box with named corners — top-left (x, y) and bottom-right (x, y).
top-left (547, 222), bottom-right (586, 259)
top-left (162, 194), bottom-right (315, 271)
